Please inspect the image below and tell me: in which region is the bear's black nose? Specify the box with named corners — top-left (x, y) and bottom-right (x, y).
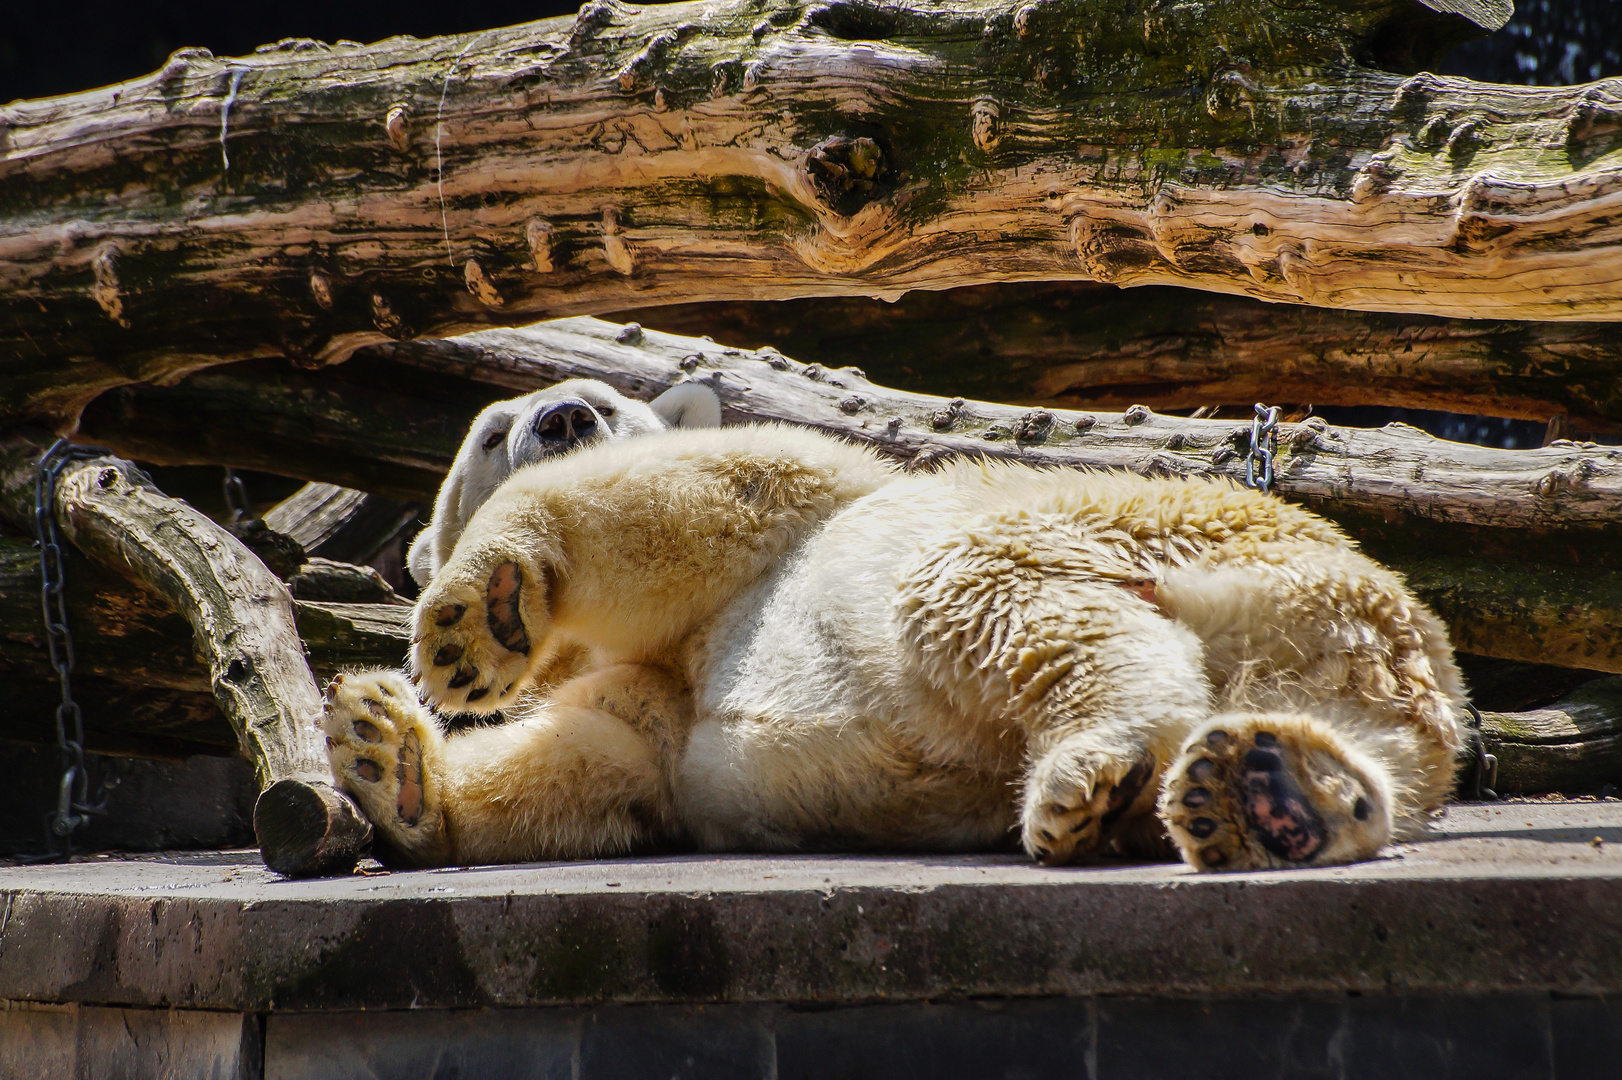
top-left (533, 400), bottom-right (599, 445)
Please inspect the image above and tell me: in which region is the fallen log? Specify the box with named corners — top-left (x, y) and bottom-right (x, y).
top-left (4, 0), bottom-right (1620, 430)
top-left (614, 283), bottom-right (1622, 433)
top-left (76, 315), bottom-right (1622, 674)
top-left (1478, 677), bottom-right (1622, 796)
top-left (0, 440), bottom-right (373, 875)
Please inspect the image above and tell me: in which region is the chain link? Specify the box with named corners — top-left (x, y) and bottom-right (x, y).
top-left (1463, 702), bottom-right (1500, 801)
top-left (31, 439), bottom-right (113, 860)
top-left (222, 467), bottom-right (251, 523)
top-left (1242, 403), bottom-right (1281, 493)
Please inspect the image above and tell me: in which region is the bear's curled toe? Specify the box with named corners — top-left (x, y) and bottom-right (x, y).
top-left (1159, 714), bottom-right (1392, 872)
top-left (323, 669), bottom-right (451, 867)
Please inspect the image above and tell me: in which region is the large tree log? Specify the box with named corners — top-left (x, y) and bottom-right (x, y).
top-left (0, 441), bottom-right (373, 875)
top-left (615, 283), bottom-right (1622, 433)
top-left (76, 316), bottom-right (1622, 672)
top-left (3, 0), bottom-right (1619, 430)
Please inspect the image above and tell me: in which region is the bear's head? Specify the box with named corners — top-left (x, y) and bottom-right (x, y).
top-left (406, 378), bottom-right (721, 588)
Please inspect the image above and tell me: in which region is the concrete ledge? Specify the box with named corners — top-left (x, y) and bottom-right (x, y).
top-left (1, 803), bottom-right (1620, 1012)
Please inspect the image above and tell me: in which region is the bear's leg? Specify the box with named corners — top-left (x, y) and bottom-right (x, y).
top-left (323, 669), bottom-right (453, 867)
top-left (413, 544), bottom-right (551, 716)
top-left (324, 664), bottom-right (686, 867)
top-left (1020, 730), bottom-right (1163, 864)
top-left (1158, 713), bottom-right (1394, 872)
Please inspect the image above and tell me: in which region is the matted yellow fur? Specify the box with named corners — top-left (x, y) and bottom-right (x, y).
top-left (323, 425), bottom-right (1464, 872)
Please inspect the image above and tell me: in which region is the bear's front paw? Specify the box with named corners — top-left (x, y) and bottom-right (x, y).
top-left (323, 670), bottom-right (451, 867)
top-left (1021, 747), bottom-right (1158, 865)
top-left (413, 555), bottom-right (544, 714)
top-left (1159, 715), bottom-right (1391, 872)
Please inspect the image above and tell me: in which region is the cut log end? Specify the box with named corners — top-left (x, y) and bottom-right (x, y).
top-left (254, 777), bottom-right (372, 877)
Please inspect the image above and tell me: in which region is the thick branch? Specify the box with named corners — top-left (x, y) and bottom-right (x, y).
top-left (1, 0), bottom-right (1618, 427)
top-left (615, 284), bottom-right (1622, 432)
top-left (1479, 676), bottom-right (1622, 795)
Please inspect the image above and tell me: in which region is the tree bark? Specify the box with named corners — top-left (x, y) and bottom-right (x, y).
top-left (1478, 676), bottom-right (1622, 796)
top-left (614, 283), bottom-right (1622, 433)
top-left (2, 0), bottom-right (1617, 430)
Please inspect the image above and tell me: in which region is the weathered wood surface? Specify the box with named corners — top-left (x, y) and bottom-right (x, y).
top-left (74, 315), bottom-right (1622, 672)
top-left (1479, 676), bottom-right (1622, 795)
top-left (0, 443), bottom-right (372, 874)
top-left (616, 283), bottom-right (1622, 432)
top-left (84, 317), bottom-right (1622, 533)
top-left (264, 482), bottom-right (421, 566)
top-left (2, 0), bottom-right (1617, 429)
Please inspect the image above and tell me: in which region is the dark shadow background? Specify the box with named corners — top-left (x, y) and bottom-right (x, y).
top-left (2, 0), bottom-right (1619, 104)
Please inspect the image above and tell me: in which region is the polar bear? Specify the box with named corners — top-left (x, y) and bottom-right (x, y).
top-left (324, 424), bottom-right (1464, 873)
top-left (406, 378), bottom-right (722, 588)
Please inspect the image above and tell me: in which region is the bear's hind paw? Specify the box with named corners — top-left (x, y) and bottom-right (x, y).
top-left (1160, 715), bottom-right (1391, 872)
top-left (1022, 749), bottom-right (1158, 865)
top-left (323, 670), bottom-right (451, 867)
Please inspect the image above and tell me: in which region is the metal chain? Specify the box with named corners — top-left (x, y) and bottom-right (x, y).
top-left (1242, 403), bottom-right (1281, 493)
top-left (1463, 703), bottom-right (1500, 801)
top-left (222, 467), bottom-right (251, 522)
top-left (31, 439), bottom-right (114, 861)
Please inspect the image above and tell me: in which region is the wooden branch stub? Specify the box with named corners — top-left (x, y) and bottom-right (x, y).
top-left (38, 453), bottom-right (371, 874)
top-left (253, 778), bottom-right (374, 877)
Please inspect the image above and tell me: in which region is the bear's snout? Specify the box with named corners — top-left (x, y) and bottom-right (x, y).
top-left (532, 399), bottom-right (600, 448)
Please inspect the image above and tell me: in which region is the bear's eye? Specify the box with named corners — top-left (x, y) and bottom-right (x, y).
top-left (598, 405), bottom-right (616, 417)
top-left (482, 430), bottom-right (507, 453)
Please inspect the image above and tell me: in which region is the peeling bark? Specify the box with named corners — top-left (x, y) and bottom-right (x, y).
top-left (1, 0), bottom-right (1617, 430)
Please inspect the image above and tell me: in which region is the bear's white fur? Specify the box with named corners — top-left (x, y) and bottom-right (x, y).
top-left (406, 378), bottom-right (721, 588)
top-left (326, 424), bottom-right (1464, 873)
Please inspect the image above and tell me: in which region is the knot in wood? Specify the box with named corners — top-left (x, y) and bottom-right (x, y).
top-left (615, 322), bottom-right (645, 345)
top-left (1014, 409), bottom-right (1054, 441)
top-left (803, 363), bottom-right (829, 382)
top-left (1073, 414), bottom-right (1097, 434)
top-left (1205, 67), bottom-right (1260, 122)
top-left (1446, 121), bottom-right (1479, 160)
top-left (839, 395), bottom-right (868, 414)
top-left (526, 219), bottom-right (556, 273)
top-left (370, 293), bottom-right (410, 339)
top-left (1123, 404), bottom-right (1152, 425)
top-left (95, 468), bottom-right (119, 491)
top-left (931, 398), bottom-right (965, 430)
top-left (1565, 91), bottom-right (1622, 150)
top-left (308, 270), bottom-right (335, 310)
top-left (971, 99), bottom-right (1002, 154)
top-left (759, 348), bottom-right (791, 371)
top-left (463, 259), bottom-right (505, 308)
top-left (887, 416), bottom-right (903, 436)
top-left (806, 135), bottom-right (891, 216)
top-left (385, 105), bottom-right (411, 152)
top-left (680, 353), bottom-right (703, 373)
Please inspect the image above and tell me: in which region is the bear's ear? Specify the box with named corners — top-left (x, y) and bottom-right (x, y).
top-left (650, 382), bottom-right (722, 429)
top-left (405, 525), bottom-right (440, 589)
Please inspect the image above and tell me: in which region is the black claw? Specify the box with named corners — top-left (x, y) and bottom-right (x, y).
top-left (466, 687), bottom-right (489, 703)
top-left (1188, 817), bottom-right (1218, 839)
top-left (1069, 817), bottom-right (1093, 835)
top-left (1253, 730), bottom-right (1279, 748)
top-left (1206, 730), bottom-right (1231, 748)
top-left (1354, 797), bottom-right (1372, 821)
top-left (448, 667), bottom-right (477, 689)
top-left (1182, 787), bottom-right (1212, 808)
top-left (1188, 758), bottom-right (1217, 782)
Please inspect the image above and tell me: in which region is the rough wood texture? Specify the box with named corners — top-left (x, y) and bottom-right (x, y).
top-left (617, 283), bottom-right (1622, 432)
top-left (74, 316), bottom-right (1622, 671)
top-left (0, 0), bottom-right (1613, 429)
top-left (0, 442), bottom-right (372, 874)
top-left (1479, 676), bottom-right (1622, 795)
top-left (264, 482), bottom-right (421, 566)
